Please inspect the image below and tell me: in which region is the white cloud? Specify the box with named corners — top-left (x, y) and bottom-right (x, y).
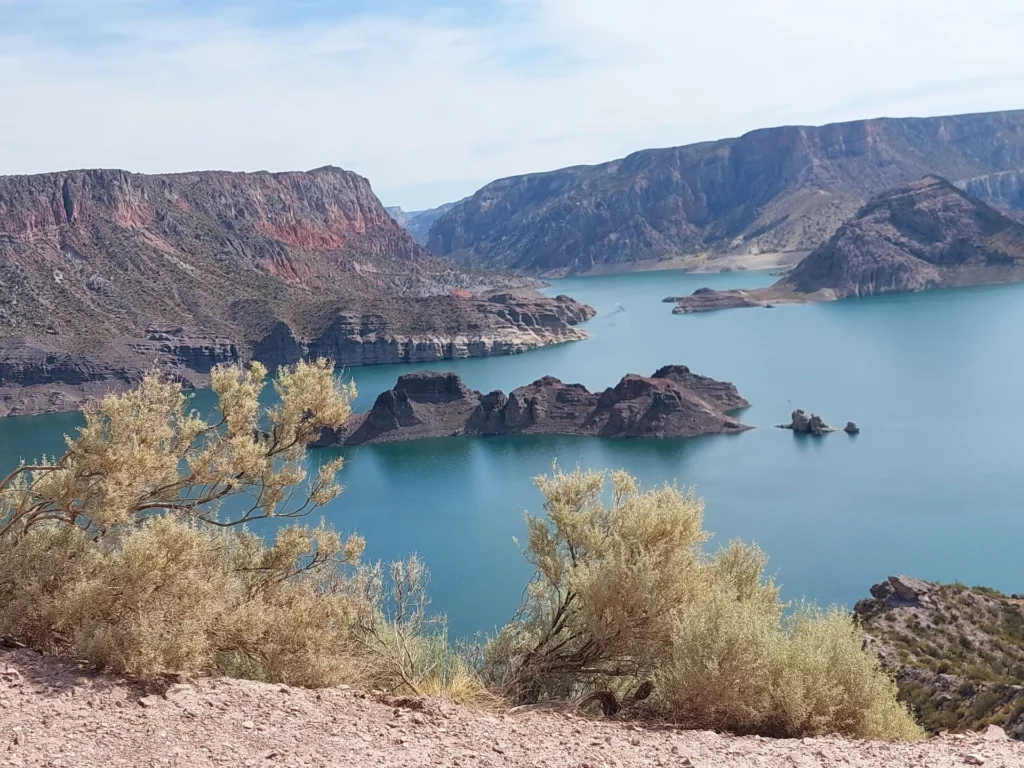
top-left (2, 0), bottom-right (1024, 209)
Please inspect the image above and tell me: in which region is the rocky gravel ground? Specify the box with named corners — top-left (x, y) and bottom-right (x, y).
top-left (2, 647), bottom-right (1023, 768)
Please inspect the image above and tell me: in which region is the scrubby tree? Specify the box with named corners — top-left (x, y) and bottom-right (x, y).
top-left (0, 359), bottom-right (353, 540)
top-left (485, 466), bottom-right (922, 740)
top-left (0, 360), bottom-right (372, 685)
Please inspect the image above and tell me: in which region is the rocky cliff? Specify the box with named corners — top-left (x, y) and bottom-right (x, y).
top-left (316, 365), bottom-right (749, 446)
top-left (0, 167), bottom-right (594, 416)
top-left (856, 575), bottom-right (1024, 739)
top-left (668, 176), bottom-right (1024, 313)
top-left (427, 110), bottom-right (1024, 275)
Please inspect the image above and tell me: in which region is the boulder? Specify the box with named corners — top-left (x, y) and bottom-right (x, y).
top-left (844, 421), bottom-right (860, 434)
top-left (868, 575), bottom-right (935, 606)
top-left (889, 575), bottom-right (935, 602)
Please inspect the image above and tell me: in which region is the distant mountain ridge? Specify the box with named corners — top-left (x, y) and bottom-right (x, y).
top-left (0, 166), bottom-right (594, 416)
top-left (426, 109), bottom-right (1024, 275)
top-left (387, 202), bottom-right (459, 245)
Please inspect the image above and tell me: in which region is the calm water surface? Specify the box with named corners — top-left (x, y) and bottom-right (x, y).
top-left (3, 269), bottom-right (1024, 637)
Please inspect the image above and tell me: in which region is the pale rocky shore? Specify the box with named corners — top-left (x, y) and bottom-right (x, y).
top-left (0, 294), bottom-right (594, 418)
top-left (2, 647), bottom-right (1022, 768)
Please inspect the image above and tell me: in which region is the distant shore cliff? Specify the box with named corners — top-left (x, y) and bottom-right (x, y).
top-left (0, 167), bottom-right (594, 416)
top-left (427, 110), bottom-right (1024, 275)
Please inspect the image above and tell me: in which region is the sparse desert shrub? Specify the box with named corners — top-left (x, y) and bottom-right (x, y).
top-left (0, 360), bottom-right (369, 685)
top-left (352, 555), bottom-right (498, 707)
top-left (485, 466), bottom-right (922, 740)
top-left (0, 360), bottom-right (479, 696)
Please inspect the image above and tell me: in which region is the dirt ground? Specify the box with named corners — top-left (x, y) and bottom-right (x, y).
top-left (2, 647), bottom-right (1022, 768)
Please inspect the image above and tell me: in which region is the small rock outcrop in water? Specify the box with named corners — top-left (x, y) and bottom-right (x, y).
top-left (844, 421), bottom-right (860, 434)
top-left (856, 576), bottom-right (1024, 739)
top-left (777, 410), bottom-right (837, 436)
top-left (315, 366), bottom-right (750, 446)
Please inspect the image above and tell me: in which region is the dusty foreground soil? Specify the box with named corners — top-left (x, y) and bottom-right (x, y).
top-left (2, 648), bottom-right (1022, 768)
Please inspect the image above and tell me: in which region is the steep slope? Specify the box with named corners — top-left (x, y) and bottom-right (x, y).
top-left (668, 176), bottom-right (1024, 312)
top-left (0, 167), bottom-right (594, 416)
top-left (856, 576), bottom-right (1024, 738)
top-left (387, 202), bottom-right (459, 244)
top-left (428, 109), bottom-right (1024, 275)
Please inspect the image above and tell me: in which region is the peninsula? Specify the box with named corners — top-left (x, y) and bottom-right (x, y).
top-left (668, 176), bottom-right (1024, 313)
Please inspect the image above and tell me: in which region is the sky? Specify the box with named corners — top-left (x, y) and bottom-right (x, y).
top-left (3, 1), bottom-right (1024, 210)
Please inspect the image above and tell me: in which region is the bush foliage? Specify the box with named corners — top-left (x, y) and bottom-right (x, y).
top-left (0, 361), bottom-right (474, 696)
top-left (483, 467), bottom-right (922, 740)
top-left (0, 372), bottom-right (920, 738)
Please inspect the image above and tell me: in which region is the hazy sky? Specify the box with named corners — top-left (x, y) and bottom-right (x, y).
top-left (3, 0), bottom-right (1024, 209)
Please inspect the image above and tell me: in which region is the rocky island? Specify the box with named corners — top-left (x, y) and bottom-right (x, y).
top-left (0, 167), bottom-right (594, 416)
top-left (314, 365), bottom-right (750, 446)
top-left (668, 176), bottom-right (1024, 313)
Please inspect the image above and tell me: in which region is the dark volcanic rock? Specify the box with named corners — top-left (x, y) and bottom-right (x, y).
top-left (428, 110), bottom-right (1024, 275)
top-left (844, 421), bottom-right (860, 434)
top-left (336, 372), bottom-right (482, 446)
top-left (319, 366), bottom-right (750, 446)
top-left (665, 287), bottom-right (769, 314)
top-left (583, 374), bottom-right (747, 438)
top-left (650, 365), bottom-right (749, 411)
top-left (0, 167), bottom-right (595, 415)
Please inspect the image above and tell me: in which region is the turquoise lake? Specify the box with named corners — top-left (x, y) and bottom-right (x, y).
top-left (3, 269), bottom-right (1024, 637)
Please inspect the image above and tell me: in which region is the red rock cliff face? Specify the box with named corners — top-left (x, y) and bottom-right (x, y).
top-left (0, 166), bottom-right (424, 285)
top-left (428, 110), bottom-right (1024, 274)
top-left (0, 166), bottom-right (448, 341)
